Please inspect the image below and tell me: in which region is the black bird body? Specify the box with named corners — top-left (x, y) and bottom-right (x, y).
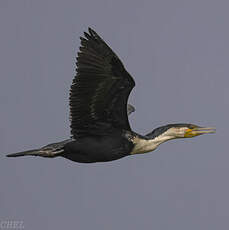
top-left (63, 129), bottom-right (134, 163)
top-left (6, 28), bottom-right (215, 163)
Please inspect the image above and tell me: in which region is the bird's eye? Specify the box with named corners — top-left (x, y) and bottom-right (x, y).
top-left (188, 124), bottom-right (197, 129)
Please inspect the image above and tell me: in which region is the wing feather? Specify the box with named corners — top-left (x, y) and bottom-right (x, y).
top-left (70, 28), bottom-right (135, 138)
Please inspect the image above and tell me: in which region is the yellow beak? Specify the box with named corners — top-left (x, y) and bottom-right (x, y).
top-left (184, 127), bottom-right (216, 138)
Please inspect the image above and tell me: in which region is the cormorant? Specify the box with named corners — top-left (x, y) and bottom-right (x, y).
top-left (6, 28), bottom-right (215, 163)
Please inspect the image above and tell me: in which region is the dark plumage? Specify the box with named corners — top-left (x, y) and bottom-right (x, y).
top-left (70, 28), bottom-right (135, 138)
top-left (6, 28), bottom-right (215, 163)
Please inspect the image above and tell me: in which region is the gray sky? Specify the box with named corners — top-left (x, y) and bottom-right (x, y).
top-left (0, 0), bottom-right (228, 229)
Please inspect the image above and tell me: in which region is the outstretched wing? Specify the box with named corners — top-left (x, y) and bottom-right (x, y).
top-left (70, 28), bottom-right (135, 138)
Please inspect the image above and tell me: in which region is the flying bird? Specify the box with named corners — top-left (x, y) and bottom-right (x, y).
top-left (6, 28), bottom-right (215, 163)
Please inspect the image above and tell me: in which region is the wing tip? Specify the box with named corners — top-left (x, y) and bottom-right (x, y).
top-left (88, 27), bottom-right (95, 34)
top-left (81, 27), bottom-right (98, 42)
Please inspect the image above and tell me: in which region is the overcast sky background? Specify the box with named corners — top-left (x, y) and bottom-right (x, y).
top-left (0, 0), bottom-right (228, 229)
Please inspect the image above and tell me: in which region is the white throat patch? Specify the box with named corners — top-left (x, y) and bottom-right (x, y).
top-left (130, 127), bottom-right (183, 155)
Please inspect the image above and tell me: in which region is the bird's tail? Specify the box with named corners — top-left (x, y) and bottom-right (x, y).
top-left (6, 149), bottom-right (42, 157)
top-left (6, 139), bottom-right (72, 158)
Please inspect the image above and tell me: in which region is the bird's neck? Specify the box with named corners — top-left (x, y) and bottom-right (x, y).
top-left (130, 132), bottom-right (175, 155)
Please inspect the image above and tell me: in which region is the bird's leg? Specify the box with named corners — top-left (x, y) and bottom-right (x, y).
top-left (127, 104), bottom-right (135, 115)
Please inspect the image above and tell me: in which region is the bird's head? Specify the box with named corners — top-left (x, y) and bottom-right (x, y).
top-left (146, 123), bottom-right (216, 140)
top-left (130, 124), bottom-right (216, 155)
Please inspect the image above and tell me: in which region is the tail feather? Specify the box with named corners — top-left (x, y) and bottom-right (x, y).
top-left (6, 139), bottom-right (72, 158)
top-left (7, 149), bottom-right (42, 157)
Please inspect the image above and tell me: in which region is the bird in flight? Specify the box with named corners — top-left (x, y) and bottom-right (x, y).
top-left (6, 28), bottom-right (215, 163)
